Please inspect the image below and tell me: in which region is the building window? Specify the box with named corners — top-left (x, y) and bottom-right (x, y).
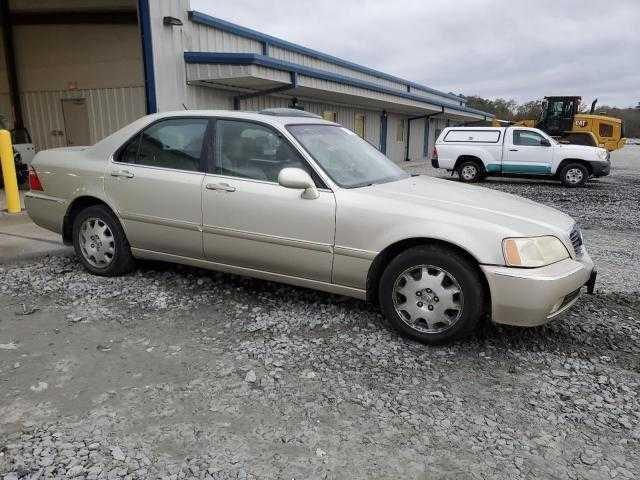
top-left (396, 119), bottom-right (405, 142)
top-left (599, 123), bottom-right (613, 138)
top-left (355, 113), bottom-right (366, 138)
top-left (322, 111), bottom-right (338, 123)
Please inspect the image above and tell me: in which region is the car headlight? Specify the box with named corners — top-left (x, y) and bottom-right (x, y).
top-left (502, 236), bottom-right (569, 267)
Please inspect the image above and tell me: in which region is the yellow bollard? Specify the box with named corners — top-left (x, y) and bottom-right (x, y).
top-left (0, 129), bottom-right (21, 213)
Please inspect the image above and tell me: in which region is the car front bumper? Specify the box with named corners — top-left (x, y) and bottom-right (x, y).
top-left (481, 250), bottom-right (594, 327)
top-left (590, 160), bottom-right (610, 177)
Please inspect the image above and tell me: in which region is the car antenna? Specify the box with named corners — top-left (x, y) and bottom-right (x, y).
top-left (182, 103), bottom-right (189, 110)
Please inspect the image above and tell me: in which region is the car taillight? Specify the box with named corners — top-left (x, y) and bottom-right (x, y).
top-left (432, 147), bottom-right (438, 159)
top-left (29, 167), bottom-right (44, 191)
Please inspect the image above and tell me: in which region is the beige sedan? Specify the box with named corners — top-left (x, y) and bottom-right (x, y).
top-left (25, 109), bottom-right (595, 344)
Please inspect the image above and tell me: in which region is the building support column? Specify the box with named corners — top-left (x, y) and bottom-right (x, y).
top-left (138, 0), bottom-right (157, 114)
top-left (1, 1), bottom-right (23, 129)
top-left (379, 111), bottom-right (387, 154)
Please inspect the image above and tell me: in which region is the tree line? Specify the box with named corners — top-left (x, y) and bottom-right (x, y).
top-left (464, 96), bottom-right (640, 138)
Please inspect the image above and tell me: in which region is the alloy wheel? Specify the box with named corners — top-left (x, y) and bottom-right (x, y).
top-left (565, 168), bottom-right (584, 185)
top-left (79, 217), bottom-right (116, 268)
top-left (461, 164), bottom-right (478, 181)
top-left (392, 265), bottom-right (464, 334)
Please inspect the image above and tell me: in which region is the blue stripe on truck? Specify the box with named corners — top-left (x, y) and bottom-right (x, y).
top-left (487, 164), bottom-right (552, 174)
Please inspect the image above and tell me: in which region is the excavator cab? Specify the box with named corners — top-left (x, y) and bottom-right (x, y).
top-left (537, 96), bottom-right (581, 136)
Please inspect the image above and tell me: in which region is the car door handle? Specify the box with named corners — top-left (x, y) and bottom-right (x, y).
top-left (509, 149), bottom-right (519, 152)
top-left (110, 169), bottom-right (134, 178)
top-left (206, 182), bottom-right (236, 192)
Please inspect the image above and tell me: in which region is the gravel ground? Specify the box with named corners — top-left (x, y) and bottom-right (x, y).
top-left (1, 146), bottom-right (639, 479)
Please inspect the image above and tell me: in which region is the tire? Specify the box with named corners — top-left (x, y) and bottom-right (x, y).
top-left (378, 245), bottom-right (486, 345)
top-left (72, 205), bottom-right (135, 276)
top-left (560, 162), bottom-right (589, 188)
top-left (457, 160), bottom-right (483, 183)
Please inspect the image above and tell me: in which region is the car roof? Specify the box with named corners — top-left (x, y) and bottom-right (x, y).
top-left (150, 110), bottom-right (336, 126)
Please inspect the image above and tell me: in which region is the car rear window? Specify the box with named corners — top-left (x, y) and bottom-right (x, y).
top-left (443, 130), bottom-right (501, 143)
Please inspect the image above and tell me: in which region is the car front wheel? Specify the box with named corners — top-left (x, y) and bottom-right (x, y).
top-left (560, 163), bottom-right (589, 187)
top-left (379, 245), bottom-right (486, 344)
top-left (72, 205), bottom-right (135, 276)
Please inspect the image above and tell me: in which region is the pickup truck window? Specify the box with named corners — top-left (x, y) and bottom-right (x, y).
top-left (444, 130), bottom-right (500, 143)
top-left (513, 130), bottom-right (546, 146)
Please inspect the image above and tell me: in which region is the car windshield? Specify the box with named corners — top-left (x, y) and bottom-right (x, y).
top-left (287, 124), bottom-right (409, 188)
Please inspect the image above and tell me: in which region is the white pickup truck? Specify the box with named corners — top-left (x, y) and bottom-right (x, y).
top-left (432, 126), bottom-right (611, 187)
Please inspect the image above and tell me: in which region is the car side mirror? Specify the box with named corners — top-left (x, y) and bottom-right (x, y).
top-left (540, 139), bottom-right (551, 147)
top-left (278, 167), bottom-right (319, 199)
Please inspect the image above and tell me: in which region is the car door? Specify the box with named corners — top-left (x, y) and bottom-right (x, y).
top-left (503, 129), bottom-right (553, 175)
top-left (106, 117), bottom-right (211, 258)
top-left (202, 119), bottom-right (335, 282)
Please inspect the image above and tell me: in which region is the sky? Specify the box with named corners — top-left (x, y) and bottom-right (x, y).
top-left (190, 0), bottom-right (640, 108)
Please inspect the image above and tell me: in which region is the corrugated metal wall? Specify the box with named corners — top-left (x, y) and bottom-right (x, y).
top-left (268, 46), bottom-right (406, 93)
top-left (21, 86), bottom-right (145, 150)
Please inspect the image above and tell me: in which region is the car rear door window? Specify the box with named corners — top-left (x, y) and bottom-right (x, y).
top-left (513, 130), bottom-right (545, 146)
top-left (215, 120), bottom-right (317, 183)
top-left (135, 118), bottom-right (209, 171)
top-left (117, 134), bottom-right (140, 164)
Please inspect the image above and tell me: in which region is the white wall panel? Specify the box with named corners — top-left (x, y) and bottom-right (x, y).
top-left (409, 118), bottom-right (426, 162)
top-left (269, 46), bottom-right (406, 93)
top-left (386, 113), bottom-right (408, 163)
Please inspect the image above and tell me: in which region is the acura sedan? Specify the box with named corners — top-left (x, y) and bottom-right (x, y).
top-left (25, 108), bottom-right (595, 344)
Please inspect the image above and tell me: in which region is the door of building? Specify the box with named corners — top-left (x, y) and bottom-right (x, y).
top-left (61, 98), bottom-right (91, 146)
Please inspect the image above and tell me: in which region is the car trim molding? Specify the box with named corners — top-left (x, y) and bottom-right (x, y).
top-left (131, 247), bottom-right (366, 300)
top-left (202, 224), bottom-right (332, 253)
top-left (334, 245), bottom-right (377, 260)
top-left (120, 211), bottom-right (202, 232)
top-left (23, 192), bottom-right (66, 204)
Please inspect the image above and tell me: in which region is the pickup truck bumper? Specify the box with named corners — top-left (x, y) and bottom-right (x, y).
top-left (431, 158), bottom-right (439, 168)
top-left (590, 160), bottom-right (610, 177)
top-left (481, 250), bottom-right (594, 327)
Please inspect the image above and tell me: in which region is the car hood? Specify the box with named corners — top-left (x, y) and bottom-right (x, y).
top-left (362, 175), bottom-right (575, 236)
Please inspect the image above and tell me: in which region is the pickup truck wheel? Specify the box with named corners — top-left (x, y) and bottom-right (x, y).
top-left (378, 245), bottom-right (486, 345)
top-left (560, 163), bottom-right (588, 187)
top-left (72, 205), bottom-right (135, 276)
top-left (458, 161), bottom-right (483, 183)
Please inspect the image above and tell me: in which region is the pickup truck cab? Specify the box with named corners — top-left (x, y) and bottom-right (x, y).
top-left (432, 126), bottom-right (610, 187)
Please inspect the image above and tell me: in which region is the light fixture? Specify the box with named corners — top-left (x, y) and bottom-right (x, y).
top-left (163, 16), bottom-right (183, 26)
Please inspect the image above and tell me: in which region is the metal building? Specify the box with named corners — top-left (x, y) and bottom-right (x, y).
top-left (0, 0), bottom-right (492, 163)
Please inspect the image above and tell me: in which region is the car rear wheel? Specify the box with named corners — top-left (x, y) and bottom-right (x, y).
top-left (379, 245), bottom-right (486, 344)
top-left (458, 160), bottom-right (483, 183)
top-left (72, 205), bottom-right (135, 276)
top-left (560, 163), bottom-right (589, 187)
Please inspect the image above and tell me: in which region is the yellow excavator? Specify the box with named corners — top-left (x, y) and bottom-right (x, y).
top-left (492, 96), bottom-right (626, 152)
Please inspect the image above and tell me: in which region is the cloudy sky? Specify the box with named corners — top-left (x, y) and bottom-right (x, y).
top-left (190, 0), bottom-right (639, 108)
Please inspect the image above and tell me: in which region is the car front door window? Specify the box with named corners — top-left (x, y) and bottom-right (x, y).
top-left (513, 130), bottom-right (545, 146)
top-left (215, 120), bottom-right (317, 183)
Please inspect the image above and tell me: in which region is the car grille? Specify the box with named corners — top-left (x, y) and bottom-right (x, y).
top-left (570, 226), bottom-right (583, 254)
